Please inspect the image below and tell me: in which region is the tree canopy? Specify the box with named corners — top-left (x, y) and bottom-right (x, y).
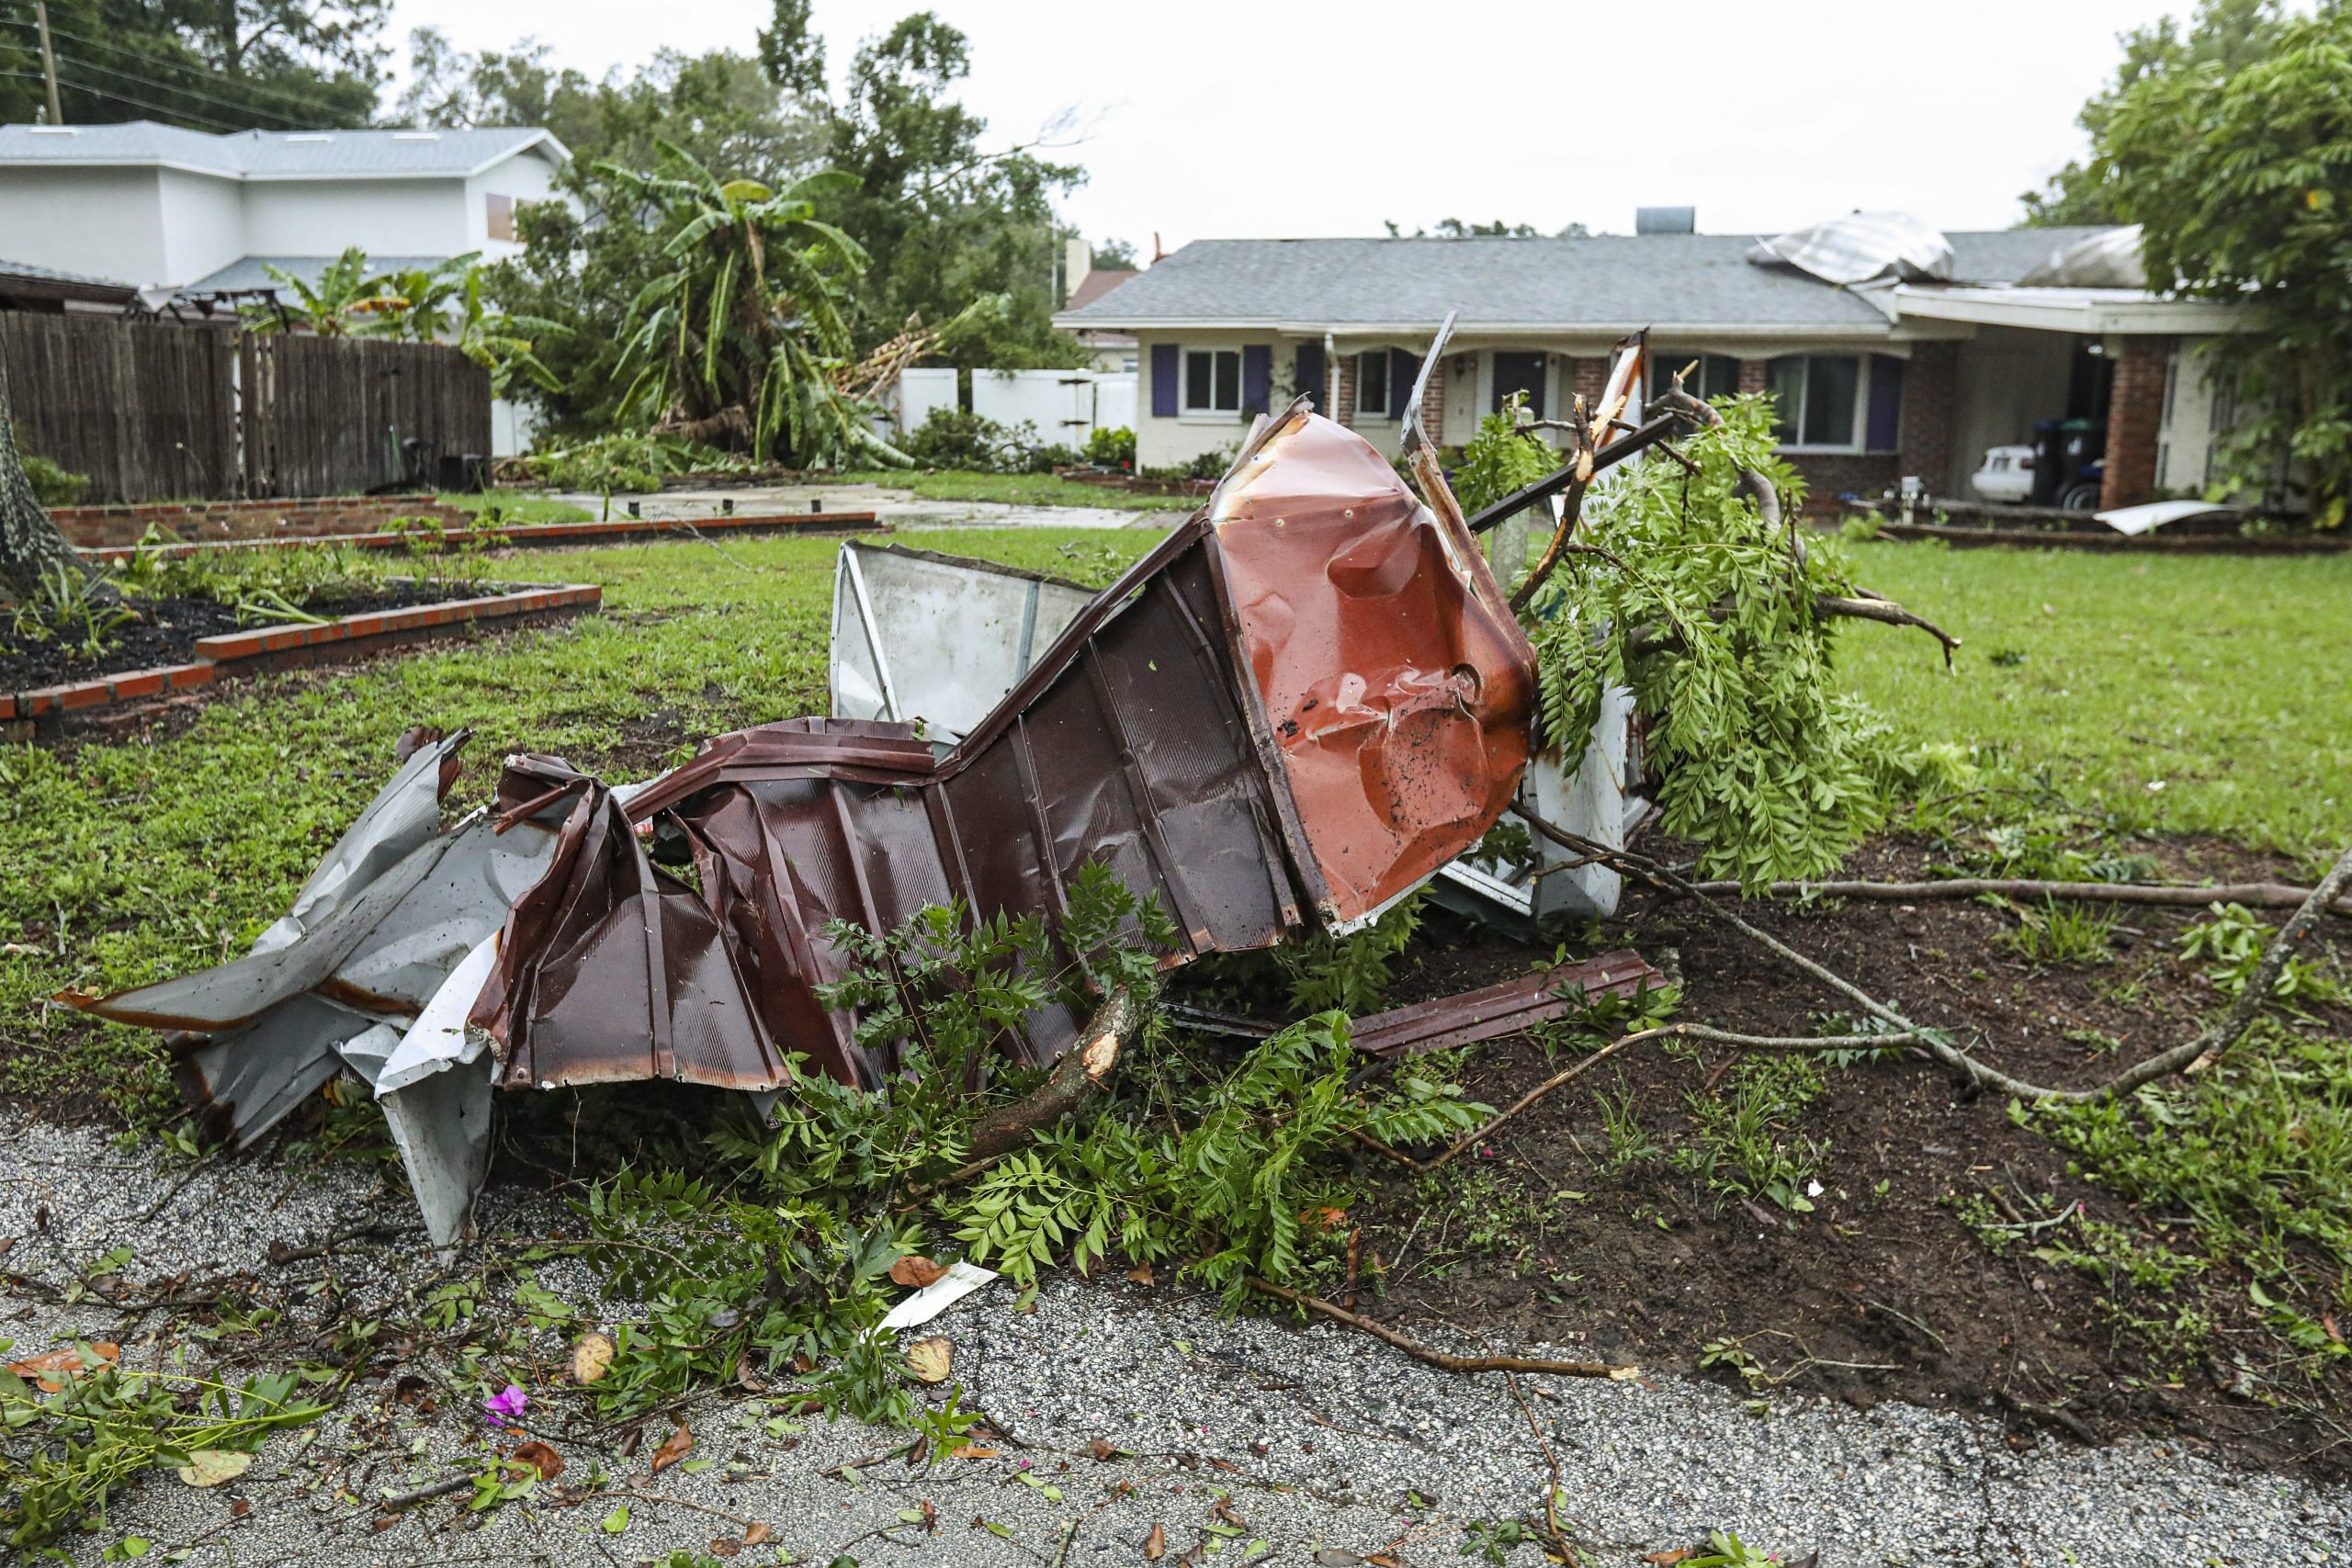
top-left (0, 0), bottom-right (383, 130)
top-left (2053, 0), bottom-right (2352, 518)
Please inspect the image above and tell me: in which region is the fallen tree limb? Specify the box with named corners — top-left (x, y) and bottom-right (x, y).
top-left (963, 986), bottom-right (1142, 1165)
top-left (1623, 593), bottom-right (1962, 665)
top-left (1246, 1278), bottom-right (1634, 1379)
top-left (1520, 809), bottom-right (2352, 1104)
top-left (1678, 875), bottom-right (2352, 919)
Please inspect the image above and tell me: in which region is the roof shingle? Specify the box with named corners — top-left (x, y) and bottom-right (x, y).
top-left (0, 121), bottom-right (565, 178)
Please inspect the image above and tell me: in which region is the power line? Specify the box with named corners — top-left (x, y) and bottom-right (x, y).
top-left (0, 67), bottom-right (254, 132)
top-left (36, 44), bottom-right (317, 130)
top-left (0, 6), bottom-right (370, 124)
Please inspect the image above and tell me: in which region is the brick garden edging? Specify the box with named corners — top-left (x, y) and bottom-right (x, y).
top-left (51, 494), bottom-right (469, 549)
top-left (75, 509), bottom-right (880, 562)
top-left (3, 581), bottom-right (602, 735)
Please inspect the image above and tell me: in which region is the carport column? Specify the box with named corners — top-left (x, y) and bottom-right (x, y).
top-left (2101, 337), bottom-right (2171, 510)
top-left (1567, 357), bottom-right (1608, 412)
top-left (1416, 353), bottom-right (1447, 446)
top-left (1898, 342), bottom-right (1960, 496)
top-left (1334, 355), bottom-right (1357, 430)
top-left (1736, 359), bottom-right (1771, 395)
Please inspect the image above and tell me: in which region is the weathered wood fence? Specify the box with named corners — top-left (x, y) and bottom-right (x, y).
top-left (0, 315), bottom-right (491, 503)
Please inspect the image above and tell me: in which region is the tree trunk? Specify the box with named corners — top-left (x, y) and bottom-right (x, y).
top-left (0, 355), bottom-right (100, 605)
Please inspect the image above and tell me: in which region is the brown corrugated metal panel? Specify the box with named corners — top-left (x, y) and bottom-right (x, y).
top-left (1346, 951), bottom-right (1665, 1059)
top-left (466, 405), bottom-right (1539, 1095)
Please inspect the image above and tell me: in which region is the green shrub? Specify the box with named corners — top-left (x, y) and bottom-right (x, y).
top-left (1082, 426), bottom-right (1136, 468)
top-left (900, 407), bottom-right (1012, 470)
top-left (15, 430), bottom-right (86, 507)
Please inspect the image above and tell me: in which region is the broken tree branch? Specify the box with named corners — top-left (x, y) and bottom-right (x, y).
top-left (1246, 1277), bottom-right (1634, 1380)
top-left (1621, 592), bottom-right (1962, 663)
top-left (962, 987), bottom-right (1142, 1165)
top-left (1524, 814), bottom-right (2352, 1105)
top-left (1677, 875), bottom-right (2352, 919)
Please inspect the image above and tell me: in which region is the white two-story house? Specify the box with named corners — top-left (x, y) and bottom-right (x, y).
top-left (0, 120), bottom-right (567, 295)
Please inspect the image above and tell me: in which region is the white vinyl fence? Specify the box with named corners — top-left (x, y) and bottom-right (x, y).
top-left (890, 368), bottom-right (1137, 449)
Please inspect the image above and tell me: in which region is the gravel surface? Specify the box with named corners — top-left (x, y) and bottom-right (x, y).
top-left (2, 1110), bottom-right (2346, 1567)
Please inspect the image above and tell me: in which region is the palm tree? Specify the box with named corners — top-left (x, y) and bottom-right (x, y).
top-left (450, 267), bottom-right (564, 399)
top-left (605, 142), bottom-right (899, 467)
top-left (243, 248), bottom-right (390, 337)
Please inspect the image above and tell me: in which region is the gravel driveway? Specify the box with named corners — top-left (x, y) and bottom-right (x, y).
top-left (2, 1111), bottom-right (2345, 1567)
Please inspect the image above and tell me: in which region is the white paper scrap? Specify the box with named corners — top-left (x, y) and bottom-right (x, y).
top-left (877, 1261), bottom-right (999, 1332)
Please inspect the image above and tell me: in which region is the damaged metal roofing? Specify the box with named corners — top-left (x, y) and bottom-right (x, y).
top-left (62, 401), bottom-right (1577, 1247)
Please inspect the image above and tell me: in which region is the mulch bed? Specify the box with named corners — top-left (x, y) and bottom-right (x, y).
top-left (0, 584), bottom-right (481, 691)
top-left (1336, 834), bottom-right (2352, 1484)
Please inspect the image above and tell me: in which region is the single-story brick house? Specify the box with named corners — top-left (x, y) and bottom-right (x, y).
top-left (1051, 217), bottom-right (2246, 512)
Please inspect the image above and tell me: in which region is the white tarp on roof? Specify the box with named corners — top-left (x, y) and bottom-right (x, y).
top-left (1749, 211), bottom-right (1954, 286)
top-left (2018, 225), bottom-right (2147, 288)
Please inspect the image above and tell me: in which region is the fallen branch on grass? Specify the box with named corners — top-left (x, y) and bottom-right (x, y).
top-left (1246, 1277), bottom-right (1634, 1380)
top-left (1677, 874), bottom-right (2352, 919)
top-left (1522, 809), bottom-right (2352, 1104)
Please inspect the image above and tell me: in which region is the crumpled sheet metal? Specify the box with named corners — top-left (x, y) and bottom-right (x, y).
top-left (62, 404), bottom-right (1542, 1241)
top-left (459, 405), bottom-right (1537, 1094)
top-left (1210, 412), bottom-right (1534, 928)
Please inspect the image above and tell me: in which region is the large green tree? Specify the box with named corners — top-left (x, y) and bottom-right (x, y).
top-left (2022, 0), bottom-right (2292, 226)
top-left (2075, 1), bottom-right (2352, 520)
top-left (0, 0), bottom-right (382, 130)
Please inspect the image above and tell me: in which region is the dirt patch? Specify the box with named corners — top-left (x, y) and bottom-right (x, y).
top-left (1329, 835), bottom-right (2352, 1483)
top-left (0, 583), bottom-right (475, 690)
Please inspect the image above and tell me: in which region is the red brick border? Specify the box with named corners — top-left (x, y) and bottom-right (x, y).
top-left (3, 581), bottom-right (600, 731)
top-left (78, 511), bottom-right (880, 563)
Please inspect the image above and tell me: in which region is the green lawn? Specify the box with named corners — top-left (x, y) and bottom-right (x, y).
top-left (5, 527), bottom-right (2347, 1109)
top-left (828, 468), bottom-right (1197, 511)
top-left (1839, 542), bottom-right (2352, 866)
top-left (435, 491), bottom-right (596, 525)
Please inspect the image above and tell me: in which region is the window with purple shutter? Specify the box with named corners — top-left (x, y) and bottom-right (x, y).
top-left (1866, 355), bottom-right (1905, 452)
top-left (1241, 345), bottom-right (1272, 415)
top-left (1388, 350), bottom-right (1422, 419)
top-left (1295, 343), bottom-right (1327, 414)
top-left (1150, 344), bottom-right (1179, 418)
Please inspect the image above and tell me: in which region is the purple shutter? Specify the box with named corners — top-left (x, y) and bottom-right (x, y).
top-left (1150, 344), bottom-right (1179, 418)
top-left (1295, 343), bottom-right (1327, 414)
top-left (1866, 354), bottom-right (1905, 452)
top-left (1388, 350), bottom-right (1421, 419)
top-left (1241, 345), bottom-right (1272, 414)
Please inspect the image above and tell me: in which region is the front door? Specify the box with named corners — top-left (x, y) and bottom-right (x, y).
top-left (1490, 352), bottom-right (1547, 422)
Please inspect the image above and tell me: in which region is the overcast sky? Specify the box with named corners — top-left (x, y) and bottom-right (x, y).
top-left (383, 0), bottom-right (2191, 251)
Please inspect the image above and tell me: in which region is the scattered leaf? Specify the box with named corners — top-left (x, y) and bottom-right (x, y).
top-left (1144, 1522), bottom-right (1167, 1560)
top-left (571, 1331), bottom-right (616, 1385)
top-left (1643, 1552), bottom-right (1693, 1566)
top-left (602, 1505), bottom-right (630, 1534)
top-left (1126, 1263), bottom-right (1155, 1286)
top-left (744, 1522), bottom-right (773, 1545)
top-left (1207, 1457), bottom-right (1238, 1472)
top-left (1090, 1438), bottom-right (1117, 1461)
top-left (950, 1442), bottom-right (999, 1460)
top-left (980, 1519), bottom-right (1014, 1539)
top-left (889, 1255), bottom-right (949, 1289)
top-left (510, 1441), bottom-right (564, 1481)
top-left (10, 1340), bottom-right (119, 1392)
top-left (904, 1337), bottom-right (953, 1384)
top-left (1608, 1364), bottom-right (1644, 1382)
top-left (1313, 1552), bottom-right (1363, 1567)
top-left (650, 1421), bottom-right (695, 1474)
top-left (709, 1538), bottom-right (741, 1559)
top-left (117, 1539), bottom-right (151, 1560)
top-left (176, 1450), bottom-right (253, 1489)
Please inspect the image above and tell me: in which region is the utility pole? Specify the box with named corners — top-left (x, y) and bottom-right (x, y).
top-left (32, 0), bottom-right (62, 125)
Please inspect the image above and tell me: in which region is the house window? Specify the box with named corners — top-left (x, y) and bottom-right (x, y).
top-left (1491, 351), bottom-right (1547, 421)
top-left (1183, 349), bottom-right (1241, 413)
top-left (1650, 352), bottom-right (1739, 403)
top-left (1355, 350), bottom-right (1390, 416)
top-left (1768, 355), bottom-right (1866, 449)
top-left (486, 193), bottom-right (515, 242)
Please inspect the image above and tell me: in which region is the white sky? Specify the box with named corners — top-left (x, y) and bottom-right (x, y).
top-left (383, 0), bottom-right (2189, 250)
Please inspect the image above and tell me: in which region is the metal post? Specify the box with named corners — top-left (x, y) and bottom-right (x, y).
top-left (32, 0), bottom-right (62, 125)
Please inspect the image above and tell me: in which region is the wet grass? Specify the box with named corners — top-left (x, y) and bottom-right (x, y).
top-left (829, 469), bottom-right (1196, 511)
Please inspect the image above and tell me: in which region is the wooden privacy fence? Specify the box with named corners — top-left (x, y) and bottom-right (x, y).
top-left (0, 314), bottom-right (491, 504)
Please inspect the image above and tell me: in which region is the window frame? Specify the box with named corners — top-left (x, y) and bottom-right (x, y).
top-left (1355, 349), bottom-right (1392, 417)
top-left (485, 192), bottom-right (515, 243)
top-left (1182, 347), bottom-right (1244, 418)
top-left (1767, 353), bottom-right (1891, 455)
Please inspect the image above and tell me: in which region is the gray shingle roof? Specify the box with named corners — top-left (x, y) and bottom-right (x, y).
top-left (1056, 228), bottom-right (2120, 331)
top-left (188, 255), bottom-right (453, 293)
top-left (0, 121), bottom-right (565, 178)
top-left (0, 256), bottom-right (131, 288)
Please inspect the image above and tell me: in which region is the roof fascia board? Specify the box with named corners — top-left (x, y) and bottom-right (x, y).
top-left (1893, 286), bottom-right (2243, 336)
top-left (0, 156), bottom-right (237, 179)
top-left (1055, 316), bottom-right (1904, 339)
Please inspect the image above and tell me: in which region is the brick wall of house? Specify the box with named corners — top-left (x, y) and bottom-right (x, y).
top-left (1334, 355), bottom-right (1357, 430)
top-left (1568, 357), bottom-right (1609, 411)
top-left (1899, 343), bottom-right (1960, 493)
top-left (49, 495), bottom-right (469, 549)
top-left (1783, 454), bottom-right (1901, 510)
top-left (1416, 354), bottom-right (1447, 446)
top-left (1737, 359), bottom-right (1770, 395)
top-left (2102, 337), bottom-right (2171, 509)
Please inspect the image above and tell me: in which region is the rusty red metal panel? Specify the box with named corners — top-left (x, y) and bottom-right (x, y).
top-left (1206, 410), bottom-right (1537, 927)
top-left (1346, 950), bottom-right (1664, 1059)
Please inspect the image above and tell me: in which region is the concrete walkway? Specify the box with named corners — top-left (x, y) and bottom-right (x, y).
top-left (541, 481), bottom-right (1172, 532)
